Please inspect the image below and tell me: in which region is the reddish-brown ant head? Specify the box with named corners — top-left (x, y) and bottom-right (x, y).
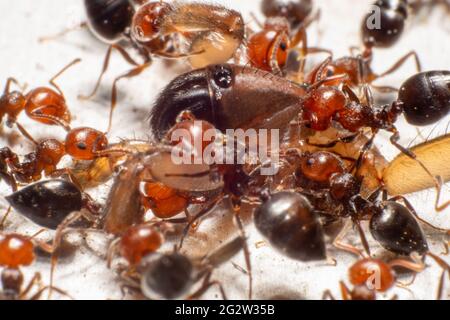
top-left (65, 127), bottom-right (108, 160)
top-left (0, 91), bottom-right (26, 124)
top-left (131, 1), bottom-right (173, 42)
top-left (141, 181), bottom-right (188, 219)
top-left (247, 18), bottom-right (290, 72)
top-left (303, 86), bottom-right (346, 131)
top-left (120, 225), bottom-right (164, 266)
top-left (0, 234), bottom-right (35, 268)
top-left (25, 87), bottom-right (71, 125)
top-left (349, 258), bottom-right (395, 292)
top-left (298, 151), bottom-right (345, 183)
top-left (36, 139), bottom-right (65, 173)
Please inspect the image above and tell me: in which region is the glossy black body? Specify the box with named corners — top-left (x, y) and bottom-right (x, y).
top-left (261, 0), bottom-right (313, 29)
top-left (361, 0), bottom-right (408, 48)
top-left (399, 70), bottom-right (450, 126)
top-left (5, 180), bottom-right (83, 229)
top-left (254, 191), bottom-right (326, 261)
top-left (85, 0), bottom-right (135, 42)
top-left (370, 201), bottom-right (428, 255)
top-left (141, 253), bottom-right (193, 300)
top-left (150, 64), bottom-right (306, 139)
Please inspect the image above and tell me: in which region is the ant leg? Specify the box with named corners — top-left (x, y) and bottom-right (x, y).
top-left (38, 21), bottom-right (88, 43)
top-left (79, 44), bottom-right (140, 100)
top-left (388, 195), bottom-right (449, 232)
top-left (188, 271), bottom-right (228, 300)
top-left (436, 269), bottom-right (446, 300)
top-left (342, 85), bottom-right (360, 103)
top-left (426, 252), bottom-right (450, 274)
top-left (108, 61), bottom-right (152, 132)
top-left (106, 237), bottom-right (121, 269)
top-left (322, 289), bottom-right (336, 300)
top-left (47, 209), bottom-right (100, 298)
top-left (49, 58), bottom-right (82, 97)
top-left (15, 122), bottom-right (38, 145)
top-left (3, 77), bottom-right (21, 94)
top-left (353, 218), bottom-right (371, 256)
top-left (267, 34), bottom-right (285, 75)
top-left (18, 272), bottom-right (42, 299)
top-left (339, 281), bottom-right (351, 300)
top-left (352, 131), bottom-right (377, 174)
top-left (290, 26), bottom-right (308, 75)
top-left (233, 211), bottom-right (253, 300)
top-left (0, 206), bottom-right (12, 229)
top-left (376, 51), bottom-right (422, 80)
top-left (388, 256), bottom-right (426, 273)
top-left (332, 219), bottom-right (365, 257)
top-left (30, 285), bottom-right (74, 300)
top-left (370, 84), bottom-right (399, 93)
top-left (178, 197), bottom-right (222, 250)
top-left (27, 113), bottom-right (71, 131)
top-left (249, 12), bottom-right (263, 29)
top-left (306, 133), bottom-right (358, 149)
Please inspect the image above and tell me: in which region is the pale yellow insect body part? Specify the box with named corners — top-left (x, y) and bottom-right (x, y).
top-left (383, 134), bottom-right (450, 195)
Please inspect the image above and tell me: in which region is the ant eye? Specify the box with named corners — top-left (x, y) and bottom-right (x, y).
top-left (213, 66), bottom-right (233, 89)
top-left (280, 42), bottom-right (288, 51)
top-left (77, 142), bottom-right (87, 150)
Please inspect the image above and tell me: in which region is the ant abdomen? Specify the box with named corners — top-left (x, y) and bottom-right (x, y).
top-left (398, 70), bottom-right (450, 126)
top-left (254, 191), bottom-right (326, 261)
top-left (361, 0), bottom-right (409, 48)
top-left (261, 0), bottom-right (313, 29)
top-left (141, 253), bottom-right (194, 300)
top-left (6, 179), bottom-right (83, 229)
top-left (85, 0), bottom-right (135, 43)
top-left (369, 202), bottom-right (428, 255)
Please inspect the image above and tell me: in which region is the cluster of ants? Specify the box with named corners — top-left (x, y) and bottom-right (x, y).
top-left (0, 0), bottom-right (449, 300)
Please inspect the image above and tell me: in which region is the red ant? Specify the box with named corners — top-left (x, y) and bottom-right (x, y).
top-left (0, 59), bottom-right (80, 142)
top-left (0, 231), bottom-right (72, 299)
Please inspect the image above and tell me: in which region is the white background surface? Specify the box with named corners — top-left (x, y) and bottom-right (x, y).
top-left (0, 0), bottom-right (449, 300)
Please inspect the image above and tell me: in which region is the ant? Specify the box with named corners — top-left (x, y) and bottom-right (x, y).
top-left (47, 0), bottom-right (245, 131)
top-left (323, 254), bottom-right (450, 300)
top-left (0, 125), bottom-right (109, 187)
top-left (288, 149), bottom-right (449, 258)
top-left (0, 232), bottom-right (72, 300)
top-left (307, 0), bottom-right (420, 92)
top-left (247, 0), bottom-right (327, 75)
top-left (302, 68), bottom-right (450, 210)
top-left (0, 58), bottom-right (80, 142)
top-left (123, 236), bottom-right (245, 300)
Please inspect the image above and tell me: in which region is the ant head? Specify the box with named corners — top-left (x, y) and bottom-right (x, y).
top-left (349, 258), bottom-right (395, 292)
top-left (119, 224), bottom-right (164, 266)
top-left (0, 91), bottom-right (26, 124)
top-left (0, 234), bottom-right (35, 268)
top-left (131, 1), bottom-right (172, 43)
top-left (298, 151), bottom-right (345, 184)
top-left (65, 127), bottom-right (108, 160)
